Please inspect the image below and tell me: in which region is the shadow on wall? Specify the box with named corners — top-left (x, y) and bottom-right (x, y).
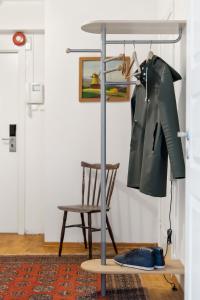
top-left (110, 179), bottom-right (159, 243)
top-left (88, 175), bottom-right (159, 243)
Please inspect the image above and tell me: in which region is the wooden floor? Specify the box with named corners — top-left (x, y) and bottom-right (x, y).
top-left (0, 234), bottom-right (184, 300)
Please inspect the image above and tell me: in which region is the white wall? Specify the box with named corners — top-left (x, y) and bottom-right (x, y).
top-left (156, 0), bottom-right (186, 20)
top-left (0, 0), bottom-right (44, 31)
top-left (44, 0), bottom-right (161, 243)
top-left (25, 33), bottom-right (45, 233)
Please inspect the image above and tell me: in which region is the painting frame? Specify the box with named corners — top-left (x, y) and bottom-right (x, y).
top-left (79, 56), bottom-right (130, 102)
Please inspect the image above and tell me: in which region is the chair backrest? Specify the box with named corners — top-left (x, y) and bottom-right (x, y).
top-left (81, 161), bottom-right (120, 208)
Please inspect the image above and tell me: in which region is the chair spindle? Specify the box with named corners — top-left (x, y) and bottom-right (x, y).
top-left (87, 168), bottom-right (92, 205)
top-left (106, 170), bottom-right (114, 204)
top-left (108, 169), bottom-right (117, 207)
top-left (92, 169), bottom-right (98, 206)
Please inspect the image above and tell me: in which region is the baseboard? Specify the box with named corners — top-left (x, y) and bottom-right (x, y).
top-left (44, 242), bottom-right (158, 248)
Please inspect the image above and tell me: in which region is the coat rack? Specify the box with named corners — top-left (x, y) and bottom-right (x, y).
top-left (66, 20), bottom-right (186, 297)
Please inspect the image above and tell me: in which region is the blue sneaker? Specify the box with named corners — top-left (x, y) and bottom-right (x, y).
top-left (152, 247), bottom-right (165, 269)
top-left (114, 248), bottom-right (154, 271)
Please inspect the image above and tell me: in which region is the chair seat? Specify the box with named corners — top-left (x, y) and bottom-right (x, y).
top-left (58, 204), bottom-right (110, 213)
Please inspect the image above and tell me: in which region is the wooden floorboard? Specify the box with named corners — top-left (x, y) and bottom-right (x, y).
top-left (0, 234), bottom-right (184, 299)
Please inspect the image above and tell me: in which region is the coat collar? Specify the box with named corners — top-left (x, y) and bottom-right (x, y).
top-left (136, 55), bottom-right (182, 83)
top-left (152, 55), bottom-right (182, 82)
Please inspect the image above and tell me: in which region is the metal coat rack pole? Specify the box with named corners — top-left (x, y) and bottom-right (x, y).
top-left (66, 26), bottom-right (182, 297)
top-left (100, 25), bottom-right (107, 295)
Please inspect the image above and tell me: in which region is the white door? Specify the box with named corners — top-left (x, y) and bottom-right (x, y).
top-left (0, 50), bottom-right (25, 233)
top-left (186, 1), bottom-right (200, 299)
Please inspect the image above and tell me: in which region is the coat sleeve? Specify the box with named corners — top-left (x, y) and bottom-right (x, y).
top-left (158, 65), bottom-right (185, 179)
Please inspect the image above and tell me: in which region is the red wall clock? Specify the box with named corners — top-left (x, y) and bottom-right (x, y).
top-left (12, 32), bottom-right (26, 46)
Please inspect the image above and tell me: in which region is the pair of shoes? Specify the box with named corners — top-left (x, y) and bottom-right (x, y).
top-left (114, 247), bottom-right (165, 271)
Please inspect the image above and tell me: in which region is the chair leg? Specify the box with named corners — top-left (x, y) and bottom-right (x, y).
top-left (88, 213), bottom-right (92, 259)
top-left (80, 213), bottom-right (87, 249)
top-left (58, 211), bottom-right (68, 257)
top-left (106, 215), bottom-right (118, 254)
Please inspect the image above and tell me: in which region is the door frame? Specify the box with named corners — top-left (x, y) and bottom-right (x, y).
top-left (0, 48), bottom-right (26, 234)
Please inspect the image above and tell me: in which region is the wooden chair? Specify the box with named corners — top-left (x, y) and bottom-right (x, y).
top-left (58, 161), bottom-right (120, 259)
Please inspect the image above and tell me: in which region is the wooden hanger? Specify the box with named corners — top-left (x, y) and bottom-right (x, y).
top-left (104, 54), bottom-right (123, 63)
top-left (121, 41), bottom-right (128, 76)
top-left (125, 43), bottom-right (141, 79)
top-left (104, 65), bottom-right (123, 74)
top-left (104, 41), bottom-right (127, 75)
top-left (104, 55), bottom-right (124, 74)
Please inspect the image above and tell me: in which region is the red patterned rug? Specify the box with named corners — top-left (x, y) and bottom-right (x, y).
top-left (0, 256), bottom-right (148, 300)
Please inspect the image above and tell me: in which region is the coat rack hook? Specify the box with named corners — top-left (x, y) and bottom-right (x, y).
top-left (66, 48), bottom-right (101, 54)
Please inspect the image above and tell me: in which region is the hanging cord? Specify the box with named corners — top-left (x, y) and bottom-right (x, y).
top-left (164, 180), bottom-right (173, 257)
top-left (163, 180), bottom-right (178, 291)
top-left (163, 274), bottom-right (178, 291)
top-left (145, 66), bottom-right (148, 102)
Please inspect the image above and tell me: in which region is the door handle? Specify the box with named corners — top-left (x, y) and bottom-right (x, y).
top-left (177, 131), bottom-right (190, 159)
top-left (2, 137), bottom-right (16, 152)
top-left (1, 138), bottom-right (11, 141)
top-left (177, 131), bottom-right (189, 141)
top-left (1, 125), bottom-right (17, 152)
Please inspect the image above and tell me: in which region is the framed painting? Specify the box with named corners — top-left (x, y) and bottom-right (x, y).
top-left (79, 57), bottom-right (130, 102)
